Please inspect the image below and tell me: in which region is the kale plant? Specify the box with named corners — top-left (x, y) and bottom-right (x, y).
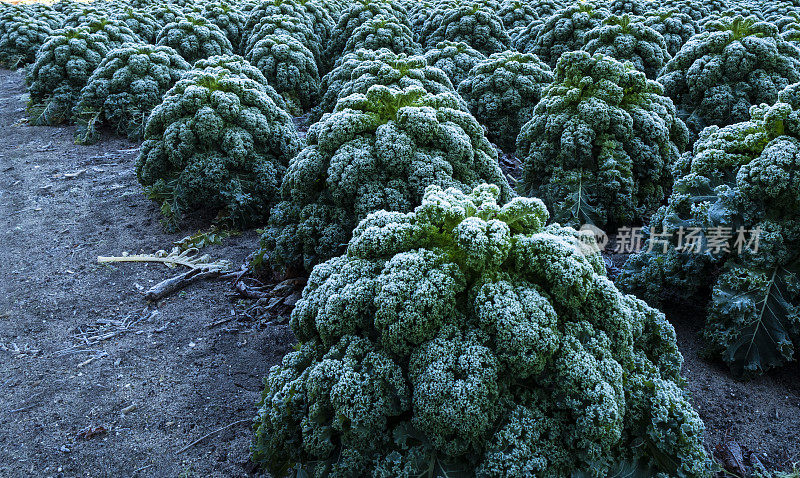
top-left (252, 183), bottom-right (713, 477)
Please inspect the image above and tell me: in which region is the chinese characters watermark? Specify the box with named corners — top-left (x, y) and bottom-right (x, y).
top-left (578, 225), bottom-right (762, 255)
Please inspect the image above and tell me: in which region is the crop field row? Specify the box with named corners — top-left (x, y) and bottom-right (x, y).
top-left (1, 0), bottom-right (800, 476)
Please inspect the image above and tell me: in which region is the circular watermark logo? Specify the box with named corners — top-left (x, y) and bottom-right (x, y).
top-left (577, 224), bottom-right (609, 255)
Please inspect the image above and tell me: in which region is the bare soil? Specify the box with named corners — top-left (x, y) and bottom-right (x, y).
top-left (0, 67), bottom-right (798, 477)
top-left (674, 307), bottom-right (800, 473)
top-left (0, 68), bottom-right (293, 477)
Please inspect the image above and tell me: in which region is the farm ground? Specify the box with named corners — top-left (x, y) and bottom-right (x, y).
top-left (0, 67), bottom-right (798, 477)
top-left (0, 68), bottom-right (293, 477)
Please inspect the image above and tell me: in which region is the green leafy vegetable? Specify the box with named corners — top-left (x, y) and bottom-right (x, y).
top-left (257, 84), bottom-right (510, 274)
top-left (252, 184), bottom-right (713, 477)
top-left (517, 51), bottom-right (688, 229)
top-left (620, 82), bottom-right (800, 377)
top-left (136, 68), bottom-right (301, 229)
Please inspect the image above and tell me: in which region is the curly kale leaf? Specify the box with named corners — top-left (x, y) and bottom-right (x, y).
top-left (658, 15), bottom-right (800, 144)
top-left (523, 2), bottom-right (609, 68)
top-left (242, 14), bottom-right (322, 68)
top-left (113, 8), bottom-right (161, 44)
top-left (498, 0), bottom-right (538, 41)
top-left (73, 43), bottom-right (191, 144)
top-left (0, 14), bottom-right (52, 69)
top-left (136, 69), bottom-right (301, 229)
top-left (245, 33), bottom-right (320, 115)
top-left (253, 184), bottom-right (712, 477)
top-left (324, 0), bottom-right (408, 68)
top-left (78, 16), bottom-right (143, 49)
top-left (458, 50), bottom-right (553, 152)
top-left (707, 263), bottom-right (800, 378)
top-left (643, 9), bottom-right (699, 57)
top-left (199, 1), bottom-right (246, 52)
top-left (343, 14), bottom-right (421, 58)
top-left (155, 15), bottom-right (233, 64)
top-left (583, 14), bottom-right (670, 80)
top-left (620, 83), bottom-right (800, 377)
top-left (518, 51), bottom-right (688, 229)
top-left (26, 27), bottom-right (110, 125)
top-left (258, 85), bottom-right (510, 274)
top-left (423, 40), bottom-right (486, 89)
top-left (421, 1), bottom-right (511, 57)
top-left (314, 48), bottom-right (462, 122)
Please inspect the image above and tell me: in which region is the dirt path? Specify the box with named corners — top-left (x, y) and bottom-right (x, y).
top-left (676, 310), bottom-right (800, 472)
top-left (0, 68), bottom-right (292, 477)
